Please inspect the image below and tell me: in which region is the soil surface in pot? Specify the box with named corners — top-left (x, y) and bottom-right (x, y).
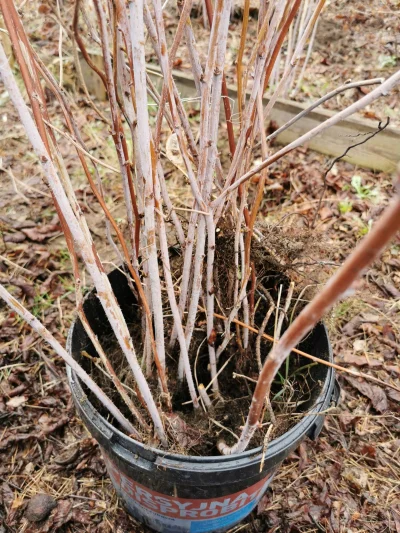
top-left (79, 224), bottom-right (333, 455)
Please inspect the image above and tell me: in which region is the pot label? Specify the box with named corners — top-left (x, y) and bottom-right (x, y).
top-left (103, 453), bottom-right (275, 532)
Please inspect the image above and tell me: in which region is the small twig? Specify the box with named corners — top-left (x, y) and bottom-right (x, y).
top-left (255, 289), bottom-right (275, 372)
top-left (172, 206), bottom-right (210, 216)
top-left (233, 372), bottom-right (257, 383)
top-left (67, 494), bottom-right (103, 502)
top-left (259, 423), bottom-right (274, 472)
top-left (198, 384), bottom-right (212, 407)
top-left (274, 284), bottom-right (283, 342)
top-left (200, 307), bottom-right (400, 395)
top-left (0, 255), bottom-right (35, 276)
top-left (0, 165), bottom-right (29, 202)
top-left (277, 282), bottom-right (295, 339)
top-left (209, 417), bottom-right (239, 441)
top-left (312, 117), bottom-right (391, 228)
top-left (43, 120), bottom-right (120, 174)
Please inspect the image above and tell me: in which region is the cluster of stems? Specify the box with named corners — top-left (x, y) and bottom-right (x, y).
top-left (0, 0), bottom-right (399, 453)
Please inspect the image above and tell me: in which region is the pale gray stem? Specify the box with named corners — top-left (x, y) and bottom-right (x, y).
top-left (184, 216), bottom-right (206, 357)
top-left (205, 213), bottom-right (219, 393)
top-left (0, 41), bottom-right (167, 446)
top-left (0, 283), bottom-right (136, 436)
top-left (239, 232), bottom-right (250, 349)
top-left (201, 0), bottom-right (232, 393)
top-left (267, 78), bottom-right (383, 143)
top-left (144, 0), bottom-right (207, 361)
top-left (275, 281), bottom-right (295, 340)
top-left (215, 271), bottom-right (250, 362)
top-left (290, 17), bottom-right (318, 96)
top-left (130, 0), bottom-right (166, 372)
top-left (154, 172), bottom-right (199, 407)
top-left (214, 68), bottom-right (400, 205)
top-left (255, 301), bottom-right (275, 373)
top-left (171, 210), bottom-right (198, 351)
top-left (157, 163), bottom-right (185, 246)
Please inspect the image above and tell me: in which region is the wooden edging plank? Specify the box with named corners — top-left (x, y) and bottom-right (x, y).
top-left (78, 55), bottom-right (400, 173)
top-left (147, 66), bottom-right (400, 173)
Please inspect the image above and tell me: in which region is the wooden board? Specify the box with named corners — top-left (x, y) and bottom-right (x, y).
top-left (148, 67), bottom-right (400, 173)
top-left (78, 51), bottom-right (107, 102)
top-left (79, 58), bottom-right (400, 173)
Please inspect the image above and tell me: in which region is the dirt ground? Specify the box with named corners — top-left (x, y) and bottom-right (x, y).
top-left (0, 0), bottom-right (400, 532)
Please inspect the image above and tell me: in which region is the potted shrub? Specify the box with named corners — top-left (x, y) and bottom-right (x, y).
top-left (0, 0), bottom-right (399, 531)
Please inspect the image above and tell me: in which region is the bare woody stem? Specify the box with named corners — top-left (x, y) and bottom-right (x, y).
top-left (0, 283), bottom-right (136, 436)
top-left (264, 78), bottom-right (384, 144)
top-left (0, 40), bottom-right (168, 446)
top-left (129, 0), bottom-right (167, 374)
top-left (236, 0), bottom-right (250, 125)
top-left (203, 0), bottom-right (236, 156)
top-left (213, 68), bottom-right (400, 207)
top-left (218, 177), bottom-right (400, 454)
top-left (153, 156), bottom-right (200, 407)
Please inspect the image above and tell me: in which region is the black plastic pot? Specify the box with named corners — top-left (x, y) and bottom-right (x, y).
top-left (67, 268), bottom-right (339, 533)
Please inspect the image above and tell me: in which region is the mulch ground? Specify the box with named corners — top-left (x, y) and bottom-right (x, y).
top-left (1, 1), bottom-right (400, 532)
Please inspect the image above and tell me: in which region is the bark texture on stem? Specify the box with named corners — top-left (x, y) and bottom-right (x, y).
top-left (218, 179), bottom-right (400, 454)
top-left (214, 69), bottom-right (400, 206)
top-left (0, 283), bottom-right (136, 435)
top-left (0, 41), bottom-right (167, 446)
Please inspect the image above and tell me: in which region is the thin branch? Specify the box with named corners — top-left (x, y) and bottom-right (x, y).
top-left (255, 291), bottom-right (275, 372)
top-left (0, 282), bottom-right (136, 436)
top-left (218, 176), bottom-right (400, 454)
top-left (236, 0), bottom-right (250, 125)
top-left (130, 0), bottom-right (167, 373)
top-left (265, 78), bottom-right (384, 144)
top-left (213, 69), bottom-right (400, 206)
top-left (312, 117), bottom-right (390, 227)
